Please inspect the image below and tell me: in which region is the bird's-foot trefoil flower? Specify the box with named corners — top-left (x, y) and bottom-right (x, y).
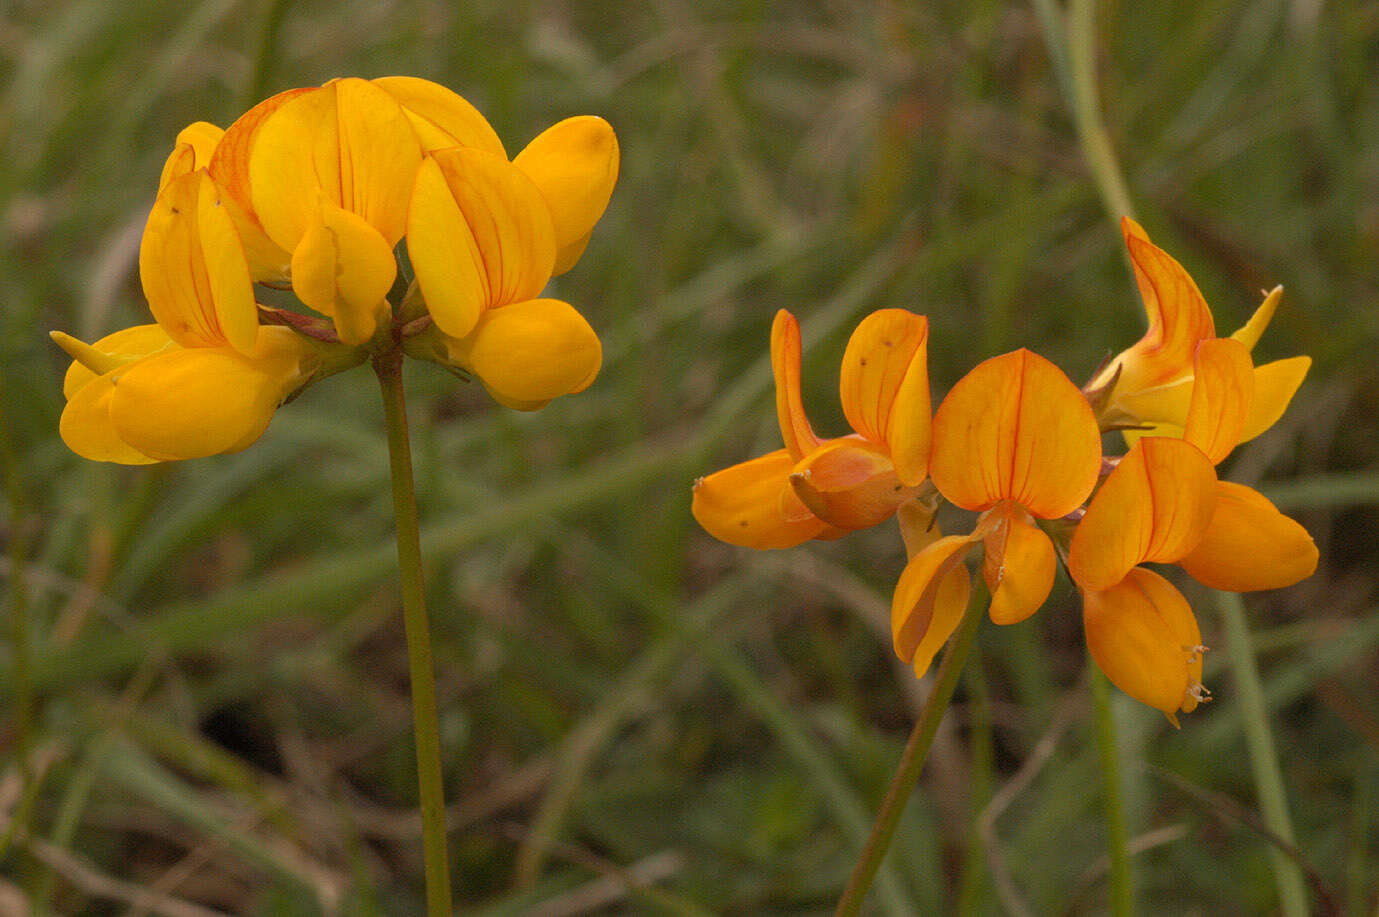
top-left (692, 308), bottom-right (933, 550)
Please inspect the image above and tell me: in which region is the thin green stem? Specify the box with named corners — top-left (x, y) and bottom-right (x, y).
top-left (374, 348), bottom-right (452, 916)
top-left (1091, 665), bottom-right (1133, 916)
top-left (834, 579), bottom-right (988, 917)
top-left (1219, 591), bottom-right (1309, 917)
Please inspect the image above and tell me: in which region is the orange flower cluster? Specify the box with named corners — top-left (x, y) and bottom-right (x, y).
top-left (693, 218), bottom-right (1316, 723)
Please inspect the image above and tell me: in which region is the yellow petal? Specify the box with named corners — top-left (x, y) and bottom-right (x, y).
top-left (982, 504), bottom-right (1056, 625)
top-left (140, 171), bottom-right (258, 355)
top-left (1117, 375), bottom-right (1193, 430)
top-left (56, 325), bottom-right (173, 399)
top-left (1240, 356), bottom-right (1310, 441)
top-left (290, 202), bottom-right (395, 346)
top-left (59, 370), bottom-right (159, 464)
top-left (930, 349), bottom-right (1101, 518)
top-left (512, 116), bottom-right (619, 275)
top-left (1083, 567), bottom-right (1205, 723)
top-left (770, 310), bottom-right (820, 461)
top-left (372, 75), bottom-right (507, 157)
top-left (410, 147), bottom-right (557, 334)
top-left (788, 437), bottom-right (912, 530)
top-left (838, 309), bottom-right (931, 484)
top-left (249, 79), bottom-right (421, 252)
top-left (448, 298), bottom-right (601, 410)
top-left (1096, 218), bottom-right (1216, 399)
top-left (158, 121), bottom-right (225, 190)
top-left (1230, 285), bottom-right (1283, 352)
top-left (108, 327), bottom-right (305, 461)
top-left (1183, 337), bottom-right (1253, 465)
top-left (1178, 481), bottom-right (1318, 592)
top-left (892, 535), bottom-right (974, 677)
top-left (1068, 437), bottom-right (1218, 592)
top-left (692, 448), bottom-right (829, 549)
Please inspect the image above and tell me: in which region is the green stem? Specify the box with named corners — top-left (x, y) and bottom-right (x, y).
top-left (834, 579), bottom-right (988, 917)
top-left (1063, 0), bottom-right (1138, 224)
top-left (374, 348), bottom-right (452, 916)
top-left (1091, 665), bottom-right (1133, 916)
top-left (1219, 591), bottom-right (1308, 917)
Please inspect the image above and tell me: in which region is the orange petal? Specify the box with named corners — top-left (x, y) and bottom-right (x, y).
top-left (140, 171), bottom-right (258, 355)
top-left (982, 504), bottom-right (1056, 625)
top-left (1104, 218), bottom-right (1216, 397)
top-left (208, 87), bottom-right (314, 225)
top-left (512, 116), bottom-right (619, 275)
top-left (290, 202), bottom-right (395, 346)
top-left (1083, 567), bottom-right (1205, 724)
top-left (447, 298), bottom-right (601, 410)
top-left (788, 437), bottom-right (912, 530)
top-left (158, 121), bottom-right (224, 190)
top-left (930, 349), bottom-right (1101, 518)
top-left (59, 370), bottom-right (159, 465)
top-left (770, 310), bottom-right (820, 461)
top-left (1068, 437), bottom-right (1218, 592)
top-left (892, 535), bottom-right (974, 676)
top-left (839, 309), bottom-right (929, 447)
top-left (1229, 285), bottom-right (1283, 352)
top-left (1179, 481), bottom-right (1317, 592)
top-left (1183, 337), bottom-right (1253, 465)
top-left (57, 325), bottom-right (173, 399)
top-left (692, 448), bottom-right (829, 549)
top-left (371, 75), bottom-right (507, 157)
top-left (1241, 356), bottom-right (1310, 441)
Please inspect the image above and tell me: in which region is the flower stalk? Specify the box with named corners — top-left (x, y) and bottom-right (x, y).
top-left (833, 578), bottom-right (988, 917)
top-left (374, 345), bottom-right (453, 915)
top-left (1091, 664), bottom-right (1134, 916)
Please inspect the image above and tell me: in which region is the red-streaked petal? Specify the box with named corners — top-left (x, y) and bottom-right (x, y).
top-left (1068, 437), bottom-right (1218, 592)
top-left (1083, 567), bottom-right (1205, 724)
top-left (692, 449), bottom-right (829, 549)
top-left (892, 535), bottom-right (974, 676)
top-left (788, 437), bottom-right (912, 530)
top-left (839, 309), bottom-right (929, 448)
top-left (1183, 337), bottom-right (1253, 465)
top-left (982, 504), bottom-right (1056, 625)
top-left (771, 310), bottom-right (820, 461)
top-left (930, 349), bottom-right (1101, 517)
top-left (1179, 481), bottom-right (1318, 592)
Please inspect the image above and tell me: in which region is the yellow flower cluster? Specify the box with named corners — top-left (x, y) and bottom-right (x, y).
top-left (693, 219), bottom-right (1316, 723)
top-left (53, 77), bottom-right (619, 463)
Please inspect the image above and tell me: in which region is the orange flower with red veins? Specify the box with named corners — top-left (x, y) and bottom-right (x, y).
top-left (892, 349), bottom-right (1102, 677)
top-left (1069, 337), bottom-right (1317, 723)
top-left (1088, 217), bottom-right (1310, 444)
top-left (692, 308), bottom-right (932, 550)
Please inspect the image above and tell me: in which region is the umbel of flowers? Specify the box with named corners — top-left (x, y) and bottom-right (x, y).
top-left (53, 76), bottom-right (619, 463)
top-left (693, 218), bottom-right (1317, 724)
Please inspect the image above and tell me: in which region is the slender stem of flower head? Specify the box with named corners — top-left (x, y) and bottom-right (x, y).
top-left (1091, 664), bottom-right (1134, 916)
top-left (374, 346), bottom-right (453, 916)
top-left (1219, 591), bottom-right (1310, 917)
top-left (1063, 0), bottom-right (1139, 226)
top-left (834, 579), bottom-right (988, 917)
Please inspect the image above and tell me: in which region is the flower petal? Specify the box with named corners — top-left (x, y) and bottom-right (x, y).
top-left (982, 505), bottom-right (1056, 625)
top-left (409, 147), bottom-right (557, 337)
top-left (1240, 356), bottom-right (1310, 442)
top-left (158, 121), bottom-right (224, 190)
top-left (249, 78), bottom-right (422, 252)
top-left (892, 535), bottom-right (974, 677)
top-left (838, 309), bottom-right (930, 471)
top-left (290, 202), bottom-right (395, 346)
top-left (930, 349), bottom-right (1101, 518)
top-left (692, 448), bottom-right (830, 549)
top-left (108, 327), bottom-right (306, 461)
top-left (1178, 481), bottom-right (1317, 592)
top-left (60, 370), bottom-right (159, 465)
top-left (371, 75), bottom-right (507, 157)
top-left (1183, 337), bottom-right (1253, 465)
top-left (140, 171), bottom-right (258, 355)
top-left (1068, 437), bottom-right (1218, 592)
top-left (1083, 567), bottom-right (1205, 724)
top-left (512, 116), bottom-right (619, 275)
top-left (57, 324), bottom-right (173, 399)
top-left (770, 310), bottom-right (820, 461)
top-left (447, 298), bottom-right (601, 410)
top-left (788, 437), bottom-right (912, 530)
top-left (1099, 218), bottom-right (1216, 397)
top-left (1229, 285), bottom-right (1282, 352)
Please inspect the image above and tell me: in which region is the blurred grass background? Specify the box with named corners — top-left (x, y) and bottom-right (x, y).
top-left (2, 0), bottom-right (1378, 913)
